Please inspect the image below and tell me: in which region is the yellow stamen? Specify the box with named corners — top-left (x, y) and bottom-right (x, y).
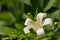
top-left (35, 21), bottom-right (40, 27)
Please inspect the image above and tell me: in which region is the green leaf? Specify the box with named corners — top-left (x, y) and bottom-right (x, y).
top-left (20, 0), bottom-right (31, 6)
top-left (53, 0), bottom-right (60, 9)
top-left (46, 32), bottom-right (54, 37)
top-left (41, 37), bottom-right (51, 40)
top-left (48, 10), bottom-right (60, 19)
top-left (6, 0), bottom-right (14, 8)
top-left (0, 21), bottom-right (6, 26)
top-left (58, 21), bottom-right (60, 28)
top-left (0, 27), bottom-right (18, 38)
top-left (57, 36), bottom-right (60, 40)
top-left (44, 0), bottom-right (56, 12)
top-left (17, 34), bottom-right (25, 40)
top-left (15, 23), bottom-right (24, 34)
top-left (14, 0), bottom-right (20, 8)
top-left (57, 39), bottom-right (60, 40)
top-left (43, 25), bottom-right (52, 32)
top-left (1, 0), bottom-right (14, 8)
top-left (0, 1), bottom-right (3, 6)
top-left (2, 37), bottom-right (10, 40)
top-left (0, 12), bottom-right (16, 25)
top-left (27, 12), bottom-right (33, 20)
top-left (39, 0), bottom-right (44, 7)
top-left (15, 23), bottom-right (24, 30)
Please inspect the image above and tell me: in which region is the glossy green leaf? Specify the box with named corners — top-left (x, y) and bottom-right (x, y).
top-left (44, 0), bottom-right (56, 12)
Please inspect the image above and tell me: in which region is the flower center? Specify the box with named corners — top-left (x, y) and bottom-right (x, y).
top-left (35, 21), bottom-right (40, 27)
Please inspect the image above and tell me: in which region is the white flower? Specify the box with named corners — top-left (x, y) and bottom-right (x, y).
top-left (23, 12), bottom-right (52, 36)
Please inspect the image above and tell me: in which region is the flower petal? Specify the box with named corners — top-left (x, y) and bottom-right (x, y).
top-left (42, 18), bottom-right (52, 26)
top-left (23, 27), bottom-right (30, 34)
top-left (24, 18), bottom-right (37, 30)
top-left (37, 12), bottom-right (47, 25)
top-left (36, 28), bottom-right (45, 35)
top-left (25, 18), bottom-right (34, 26)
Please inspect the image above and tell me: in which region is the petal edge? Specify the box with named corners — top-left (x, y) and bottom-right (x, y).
top-left (37, 12), bottom-right (47, 25)
top-left (42, 18), bottom-right (52, 26)
top-left (23, 27), bottom-right (30, 34)
top-left (36, 28), bottom-right (45, 35)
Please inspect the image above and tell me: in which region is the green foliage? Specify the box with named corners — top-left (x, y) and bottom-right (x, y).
top-left (44, 0), bottom-right (56, 12)
top-left (53, 0), bottom-right (60, 9)
top-left (0, 27), bottom-right (18, 38)
top-left (0, 12), bottom-right (16, 25)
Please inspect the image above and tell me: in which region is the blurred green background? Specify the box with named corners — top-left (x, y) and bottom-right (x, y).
top-left (0, 0), bottom-right (60, 40)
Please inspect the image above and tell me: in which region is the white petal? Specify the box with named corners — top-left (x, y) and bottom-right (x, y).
top-left (23, 27), bottom-right (30, 34)
top-left (42, 18), bottom-right (52, 26)
top-left (25, 18), bottom-right (37, 30)
top-left (25, 18), bottom-right (34, 26)
top-left (37, 12), bottom-right (47, 25)
top-left (36, 28), bottom-right (45, 35)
